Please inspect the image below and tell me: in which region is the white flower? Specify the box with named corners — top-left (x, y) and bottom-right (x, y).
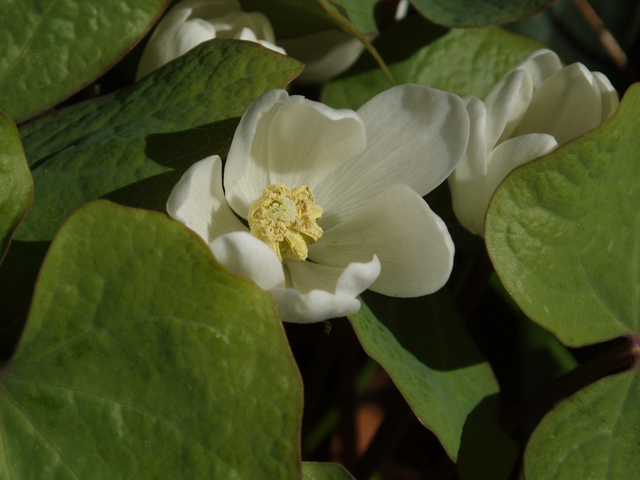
top-left (167, 85), bottom-right (469, 323)
top-left (277, 30), bottom-right (366, 84)
top-left (136, 0), bottom-right (285, 81)
top-left (448, 49), bottom-right (619, 235)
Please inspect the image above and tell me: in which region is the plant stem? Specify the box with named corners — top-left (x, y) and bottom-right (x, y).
top-left (571, 0), bottom-right (628, 68)
top-left (500, 337), bottom-right (637, 434)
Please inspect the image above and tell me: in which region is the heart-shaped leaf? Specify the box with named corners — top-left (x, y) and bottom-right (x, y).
top-left (525, 368), bottom-right (640, 479)
top-left (410, 0), bottom-right (555, 27)
top-left (486, 84), bottom-right (640, 347)
top-left (351, 292), bottom-right (518, 480)
top-left (303, 462), bottom-right (356, 479)
top-left (1, 40), bottom-right (301, 360)
top-left (0, 200), bottom-right (302, 479)
top-left (0, 0), bottom-right (170, 122)
top-left (322, 23), bottom-right (545, 111)
top-left (0, 110), bottom-right (33, 264)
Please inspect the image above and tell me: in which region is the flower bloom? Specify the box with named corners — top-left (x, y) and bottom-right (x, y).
top-left (136, 0), bottom-right (285, 80)
top-left (448, 49), bottom-right (619, 235)
top-left (167, 85), bottom-right (469, 323)
top-left (277, 30), bottom-right (366, 84)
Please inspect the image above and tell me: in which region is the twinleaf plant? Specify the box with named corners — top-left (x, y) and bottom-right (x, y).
top-left (486, 84), bottom-right (640, 479)
top-left (0, 201), bottom-right (302, 479)
top-left (1, 0), bottom-right (639, 479)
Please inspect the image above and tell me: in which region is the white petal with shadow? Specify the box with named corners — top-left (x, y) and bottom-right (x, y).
top-left (266, 100), bottom-right (367, 190)
top-left (167, 156), bottom-right (246, 243)
top-left (593, 72), bottom-right (619, 122)
top-left (210, 231), bottom-right (286, 291)
top-left (485, 70), bottom-right (533, 147)
top-left (271, 256), bottom-right (381, 323)
top-left (512, 63), bottom-right (603, 145)
top-left (511, 49), bottom-right (562, 88)
top-left (315, 84), bottom-right (469, 229)
top-left (449, 97), bottom-right (490, 235)
top-left (278, 30), bottom-right (365, 84)
top-left (136, 0), bottom-right (241, 80)
top-left (310, 184), bottom-right (454, 297)
top-left (224, 90), bottom-right (296, 217)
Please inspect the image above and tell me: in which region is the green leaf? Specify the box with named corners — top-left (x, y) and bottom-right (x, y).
top-left (410, 0), bottom-right (555, 27)
top-left (0, 0), bottom-right (170, 123)
top-left (485, 84), bottom-right (640, 347)
top-left (16, 39), bottom-right (302, 243)
top-left (351, 292), bottom-right (518, 480)
top-left (0, 110), bottom-right (33, 264)
top-left (303, 462), bottom-right (356, 480)
top-left (322, 23), bottom-right (545, 111)
top-left (0, 200), bottom-right (302, 479)
top-left (525, 369), bottom-right (640, 479)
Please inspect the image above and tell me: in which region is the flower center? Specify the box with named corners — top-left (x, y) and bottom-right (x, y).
top-left (248, 184), bottom-right (323, 261)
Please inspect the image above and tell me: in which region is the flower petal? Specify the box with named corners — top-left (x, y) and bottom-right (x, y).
top-left (315, 84), bottom-right (469, 229)
top-left (475, 133), bottom-right (558, 235)
top-left (136, 0), bottom-right (241, 80)
top-left (285, 255), bottom-right (380, 297)
top-left (485, 70), bottom-right (533, 147)
top-left (266, 100), bottom-right (367, 189)
top-left (277, 30), bottom-right (365, 84)
top-left (167, 156), bottom-right (246, 243)
top-left (209, 231), bottom-right (286, 291)
top-left (224, 89), bottom-right (293, 216)
top-left (271, 256), bottom-right (381, 323)
top-left (512, 63), bottom-right (604, 145)
top-left (212, 11), bottom-right (286, 54)
top-left (224, 90), bottom-right (366, 218)
top-left (593, 72), bottom-right (619, 122)
top-left (269, 289), bottom-right (360, 324)
top-left (310, 184), bottom-right (454, 297)
top-left (510, 49), bottom-right (563, 88)
top-left (481, 49), bottom-right (563, 147)
top-left (449, 97), bottom-right (490, 235)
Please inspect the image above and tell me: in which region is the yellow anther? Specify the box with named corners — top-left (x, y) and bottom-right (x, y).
top-left (248, 183), bottom-right (323, 261)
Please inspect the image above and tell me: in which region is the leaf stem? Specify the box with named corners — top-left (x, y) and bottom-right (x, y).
top-left (570, 0), bottom-right (628, 69)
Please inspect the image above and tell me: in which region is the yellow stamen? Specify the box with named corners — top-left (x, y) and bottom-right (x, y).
top-left (248, 183), bottom-right (323, 261)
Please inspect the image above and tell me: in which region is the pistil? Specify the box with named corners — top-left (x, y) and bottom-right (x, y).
top-left (248, 183), bottom-right (323, 261)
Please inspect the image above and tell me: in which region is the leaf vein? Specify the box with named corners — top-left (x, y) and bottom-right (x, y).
top-left (0, 383), bottom-right (82, 480)
top-left (0, 0), bottom-right (62, 84)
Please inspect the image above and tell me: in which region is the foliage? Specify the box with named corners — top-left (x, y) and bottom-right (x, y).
top-left (486, 85), bottom-right (640, 479)
top-left (0, 200), bottom-right (302, 479)
top-left (0, 0), bottom-right (171, 122)
top-left (1, 0), bottom-right (639, 479)
top-left (0, 110), bottom-right (32, 263)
